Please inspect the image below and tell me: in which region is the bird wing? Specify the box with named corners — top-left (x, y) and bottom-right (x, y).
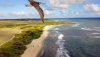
top-left (25, 4), bottom-right (33, 7)
top-left (34, 5), bottom-right (44, 23)
top-left (28, 0), bottom-right (34, 2)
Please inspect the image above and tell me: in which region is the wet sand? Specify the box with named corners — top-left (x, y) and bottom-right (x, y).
top-left (39, 44), bottom-right (58, 57)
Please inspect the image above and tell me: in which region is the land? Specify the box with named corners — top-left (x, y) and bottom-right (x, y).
top-left (0, 19), bottom-right (74, 57)
top-left (21, 26), bottom-right (53, 57)
top-left (0, 28), bottom-right (21, 46)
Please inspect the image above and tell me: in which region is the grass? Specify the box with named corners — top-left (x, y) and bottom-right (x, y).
top-left (0, 20), bottom-right (74, 28)
top-left (0, 19), bottom-right (74, 57)
top-left (0, 27), bottom-right (42, 57)
top-left (0, 28), bottom-right (21, 46)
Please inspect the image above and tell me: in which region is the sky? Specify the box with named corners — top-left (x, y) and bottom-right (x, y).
top-left (0, 0), bottom-right (100, 19)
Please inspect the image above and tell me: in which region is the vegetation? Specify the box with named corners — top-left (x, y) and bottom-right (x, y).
top-left (0, 28), bottom-right (21, 46)
top-left (0, 20), bottom-right (74, 28)
top-left (0, 26), bottom-right (42, 57)
top-left (0, 20), bottom-right (74, 57)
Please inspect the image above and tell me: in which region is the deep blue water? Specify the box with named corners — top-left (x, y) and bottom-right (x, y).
top-left (42, 18), bottom-right (100, 57)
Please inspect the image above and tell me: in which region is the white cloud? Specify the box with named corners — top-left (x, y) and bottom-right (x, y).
top-left (66, 11), bottom-right (81, 16)
top-left (84, 4), bottom-right (100, 12)
top-left (84, 4), bottom-right (100, 15)
top-left (10, 11), bottom-right (29, 17)
top-left (0, 14), bottom-right (9, 18)
top-left (43, 0), bottom-right (85, 16)
top-left (13, 11), bottom-right (26, 15)
top-left (0, 11), bottom-right (39, 19)
top-left (46, 0), bottom-right (85, 10)
top-left (11, 11), bottom-right (39, 17)
top-left (44, 10), bottom-right (50, 14)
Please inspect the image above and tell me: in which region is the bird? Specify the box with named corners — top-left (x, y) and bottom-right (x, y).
top-left (26, 0), bottom-right (44, 23)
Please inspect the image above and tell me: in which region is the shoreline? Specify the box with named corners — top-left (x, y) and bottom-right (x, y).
top-left (21, 25), bottom-right (55, 57)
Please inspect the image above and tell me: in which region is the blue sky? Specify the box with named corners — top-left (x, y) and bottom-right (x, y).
top-left (0, 0), bottom-right (100, 19)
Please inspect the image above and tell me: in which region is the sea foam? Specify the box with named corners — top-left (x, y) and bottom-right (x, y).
top-left (56, 33), bottom-right (70, 57)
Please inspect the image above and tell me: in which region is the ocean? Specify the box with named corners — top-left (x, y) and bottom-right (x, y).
top-left (40, 18), bottom-right (100, 57)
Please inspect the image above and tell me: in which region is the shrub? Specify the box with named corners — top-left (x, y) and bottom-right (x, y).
top-left (0, 26), bottom-right (43, 57)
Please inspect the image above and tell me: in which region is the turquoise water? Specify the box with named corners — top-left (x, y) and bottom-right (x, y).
top-left (41, 18), bottom-right (100, 57)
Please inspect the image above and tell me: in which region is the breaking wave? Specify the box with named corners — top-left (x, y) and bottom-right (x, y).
top-left (72, 23), bottom-right (80, 27)
top-left (56, 34), bottom-right (70, 57)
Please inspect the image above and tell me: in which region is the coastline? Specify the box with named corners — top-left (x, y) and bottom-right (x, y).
top-left (21, 25), bottom-right (55, 57)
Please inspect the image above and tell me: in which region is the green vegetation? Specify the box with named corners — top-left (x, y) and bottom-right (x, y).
top-left (0, 20), bottom-right (74, 28)
top-left (0, 20), bottom-right (74, 57)
top-left (0, 26), bottom-right (42, 57)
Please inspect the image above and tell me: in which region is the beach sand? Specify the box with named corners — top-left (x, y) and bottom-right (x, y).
top-left (21, 25), bottom-right (55, 57)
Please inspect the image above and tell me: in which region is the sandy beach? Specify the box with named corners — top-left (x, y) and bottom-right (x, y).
top-left (21, 25), bottom-right (55, 57)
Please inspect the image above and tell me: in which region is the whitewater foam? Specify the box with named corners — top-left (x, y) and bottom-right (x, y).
top-left (91, 33), bottom-right (100, 35)
top-left (72, 23), bottom-right (80, 27)
top-left (56, 31), bottom-right (59, 34)
top-left (55, 28), bottom-right (59, 30)
top-left (56, 33), bottom-right (70, 57)
top-left (81, 28), bottom-right (92, 31)
top-left (81, 28), bottom-right (100, 31)
top-left (58, 34), bottom-right (64, 40)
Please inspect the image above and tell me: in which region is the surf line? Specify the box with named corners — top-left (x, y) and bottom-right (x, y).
top-left (56, 33), bottom-right (70, 57)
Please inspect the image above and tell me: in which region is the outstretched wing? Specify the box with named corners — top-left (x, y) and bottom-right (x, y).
top-left (27, 0), bottom-right (44, 23)
top-left (34, 5), bottom-right (44, 23)
top-left (25, 4), bottom-right (33, 7)
top-left (28, 0), bottom-right (34, 2)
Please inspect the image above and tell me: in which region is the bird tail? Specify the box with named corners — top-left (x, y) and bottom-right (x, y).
top-left (42, 18), bottom-right (44, 23)
top-left (39, 2), bottom-right (45, 5)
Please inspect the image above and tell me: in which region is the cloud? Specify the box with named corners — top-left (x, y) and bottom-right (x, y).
top-left (46, 0), bottom-right (85, 10)
top-left (9, 11), bottom-right (28, 17)
top-left (12, 11), bottom-right (39, 16)
top-left (13, 11), bottom-right (26, 15)
top-left (44, 10), bottom-right (55, 15)
top-left (44, 10), bottom-right (50, 15)
top-left (84, 4), bottom-right (100, 15)
top-left (0, 11), bottom-right (39, 19)
top-left (0, 14), bottom-right (8, 17)
top-left (43, 0), bottom-right (86, 16)
top-left (84, 4), bottom-right (100, 12)
top-left (66, 11), bottom-right (81, 16)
